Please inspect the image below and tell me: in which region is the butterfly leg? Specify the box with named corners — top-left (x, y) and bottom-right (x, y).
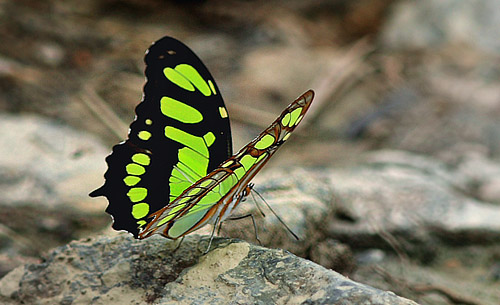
top-left (217, 220), bottom-right (224, 236)
top-left (203, 216), bottom-right (221, 254)
top-left (173, 236), bottom-right (185, 252)
top-left (226, 213), bottom-right (262, 246)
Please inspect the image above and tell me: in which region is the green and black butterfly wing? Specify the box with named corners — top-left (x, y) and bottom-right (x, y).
top-left (90, 36), bottom-right (232, 238)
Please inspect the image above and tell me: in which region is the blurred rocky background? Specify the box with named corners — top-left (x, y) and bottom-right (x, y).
top-left (1, 0), bottom-right (500, 304)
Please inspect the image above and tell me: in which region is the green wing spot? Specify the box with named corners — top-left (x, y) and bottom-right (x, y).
top-left (165, 126), bottom-right (214, 204)
top-left (138, 130), bottom-right (152, 141)
top-left (170, 181), bottom-right (192, 198)
top-left (170, 171), bottom-right (193, 186)
top-left (169, 169), bottom-right (192, 198)
top-left (177, 162), bottom-right (201, 182)
top-left (164, 67), bottom-right (195, 92)
top-left (200, 180), bottom-right (212, 188)
top-left (220, 173), bottom-right (238, 193)
top-left (169, 177), bottom-right (183, 184)
top-left (257, 152), bottom-right (268, 163)
top-left (145, 119), bottom-right (152, 125)
top-left (254, 134), bottom-right (275, 150)
top-left (234, 167), bottom-right (246, 180)
top-left (198, 188), bottom-right (223, 206)
top-left (240, 155), bottom-right (257, 171)
top-left (158, 204), bottom-right (186, 226)
top-left (124, 176), bottom-right (141, 186)
top-left (281, 113), bottom-right (291, 126)
top-left (221, 160), bottom-right (233, 167)
top-left (132, 202), bottom-right (150, 219)
top-left (137, 220), bottom-right (147, 227)
top-left (177, 196), bottom-right (191, 205)
top-left (186, 187), bottom-right (203, 196)
top-left (211, 183), bottom-right (221, 195)
top-left (219, 107), bottom-right (228, 118)
top-left (161, 97), bottom-right (203, 124)
top-left (126, 163), bottom-right (145, 175)
top-left (295, 115), bottom-right (304, 126)
top-left (289, 108), bottom-right (302, 127)
top-left (178, 147), bottom-right (208, 177)
top-left (132, 153), bottom-right (151, 166)
top-left (203, 132), bottom-right (216, 147)
top-left (208, 80), bottom-right (217, 95)
top-left (165, 126), bottom-right (209, 157)
top-left (171, 168), bottom-right (187, 181)
top-left (175, 64), bottom-right (211, 96)
top-left (127, 187), bottom-right (148, 202)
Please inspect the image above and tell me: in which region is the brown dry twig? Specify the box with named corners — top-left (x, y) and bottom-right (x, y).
top-left (226, 103), bottom-right (277, 130)
top-left (413, 284), bottom-right (482, 305)
top-left (228, 39), bottom-right (374, 136)
top-left (78, 85), bottom-right (129, 141)
top-left (0, 223), bottom-right (46, 256)
top-left (306, 37), bottom-right (375, 127)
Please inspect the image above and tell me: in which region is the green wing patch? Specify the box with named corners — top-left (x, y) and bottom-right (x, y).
top-left (90, 36), bottom-right (232, 238)
top-left (90, 35), bottom-right (314, 241)
top-left (139, 90), bottom-right (314, 240)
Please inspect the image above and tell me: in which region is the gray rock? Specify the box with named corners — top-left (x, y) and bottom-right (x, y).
top-left (383, 99), bottom-right (500, 161)
top-left (0, 114), bottom-right (110, 275)
top-left (326, 150), bottom-right (500, 259)
top-left (0, 114), bottom-right (108, 210)
top-left (219, 168), bottom-right (333, 257)
top-left (381, 0), bottom-right (500, 54)
top-left (454, 151), bottom-right (500, 204)
top-left (323, 150), bottom-right (500, 303)
top-left (0, 234), bottom-right (418, 305)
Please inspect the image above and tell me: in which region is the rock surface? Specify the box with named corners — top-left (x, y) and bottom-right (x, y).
top-left (0, 234), bottom-right (417, 305)
top-left (326, 150), bottom-right (500, 255)
top-left (0, 114), bottom-right (108, 210)
top-left (324, 150), bottom-right (500, 304)
top-left (0, 114), bottom-right (110, 276)
top-left (219, 167), bottom-right (333, 258)
top-left (381, 0), bottom-right (500, 54)
top-left (3, 112), bottom-right (500, 304)
top-left (3, 1), bottom-right (500, 305)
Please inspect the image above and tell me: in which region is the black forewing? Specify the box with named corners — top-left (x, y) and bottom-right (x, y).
top-left (90, 36), bottom-right (232, 238)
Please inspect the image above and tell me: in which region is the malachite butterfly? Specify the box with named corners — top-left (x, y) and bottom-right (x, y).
top-left (90, 36), bottom-right (314, 241)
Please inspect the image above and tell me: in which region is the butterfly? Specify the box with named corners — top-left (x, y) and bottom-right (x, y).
top-left (90, 36), bottom-right (314, 243)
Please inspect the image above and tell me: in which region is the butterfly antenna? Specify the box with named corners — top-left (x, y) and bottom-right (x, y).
top-left (252, 188), bottom-right (299, 240)
top-left (249, 189), bottom-right (266, 218)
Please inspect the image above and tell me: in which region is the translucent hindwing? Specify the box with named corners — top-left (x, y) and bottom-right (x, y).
top-left (139, 90), bottom-right (314, 239)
